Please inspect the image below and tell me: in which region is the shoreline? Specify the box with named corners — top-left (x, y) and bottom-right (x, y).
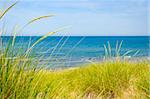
top-left (43, 57), bottom-right (150, 71)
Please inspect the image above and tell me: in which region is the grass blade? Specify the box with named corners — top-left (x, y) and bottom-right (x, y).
top-left (17, 15), bottom-right (55, 35)
top-left (117, 40), bottom-right (123, 55)
top-left (0, 1), bottom-right (18, 20)
top-left (104, 44), bottom-right (108, 59)
top-left (122, 50), bottom-right (133, 57)
top-left (115, 41), bottom-right (119, 57)
top-left (27, 15), bottom-right (55, 25)
top-left (26, 26), bottom-right (70, 54)
top-left (133, 50), bottom-right (140, 57)
top-left (12, 25), bottom-right (19, 46)
top-left (107, 41), bottom-right (112, 57)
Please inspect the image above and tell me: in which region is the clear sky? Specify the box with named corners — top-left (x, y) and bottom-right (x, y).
top-left (0, 0), bottom-right (149, 36)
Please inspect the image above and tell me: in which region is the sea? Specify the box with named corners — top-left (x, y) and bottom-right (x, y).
top-left (1, 36), bottom-right (149, 68)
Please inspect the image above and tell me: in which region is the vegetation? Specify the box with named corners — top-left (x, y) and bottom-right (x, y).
top-left (35, 61), bottom-right (150, 98)
top-left (0, 2), bottom-right (149, 99)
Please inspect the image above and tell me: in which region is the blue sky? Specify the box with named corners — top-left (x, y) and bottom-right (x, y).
top-left (0, 0), bottom-right (149, 36)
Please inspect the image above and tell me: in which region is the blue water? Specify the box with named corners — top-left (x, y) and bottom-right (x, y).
top-left (1, 36), bottom-right (149, 67)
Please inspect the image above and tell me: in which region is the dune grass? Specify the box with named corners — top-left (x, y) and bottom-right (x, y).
top-left (0, 2), bottom-right (149, 99)
top-left (0, 51), bottom-right (150, 99)
top-left (31, 61), bottom-right (149, 99)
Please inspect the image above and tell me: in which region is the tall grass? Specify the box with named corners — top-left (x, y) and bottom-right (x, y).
top-left (0, 2), bottom-right (149, 99)
top-left (30, 61), bottom-right (149, 98)
top-left (103, 41), bottom-right (140, 60)
top-left (0, 2), bottom-right (58, 98)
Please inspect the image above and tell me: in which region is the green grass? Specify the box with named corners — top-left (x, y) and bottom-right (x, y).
top-left (0, 53), bottom-right (150, 98)
top-left (30, 61), bottom-right (149, 99)
top-left (0, 2), bottom-right (150, 99)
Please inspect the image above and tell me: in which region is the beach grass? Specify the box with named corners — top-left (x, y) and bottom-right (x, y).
top-left (31, 61), bottom-right (149, 99)
top-left (0, 2), bottom-right (150, 99)
top-left (0, 51), bottom-right (150, 99)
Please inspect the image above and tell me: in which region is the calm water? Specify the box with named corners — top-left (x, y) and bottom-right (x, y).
top-left (1, 36), bottom-right (149, 67)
